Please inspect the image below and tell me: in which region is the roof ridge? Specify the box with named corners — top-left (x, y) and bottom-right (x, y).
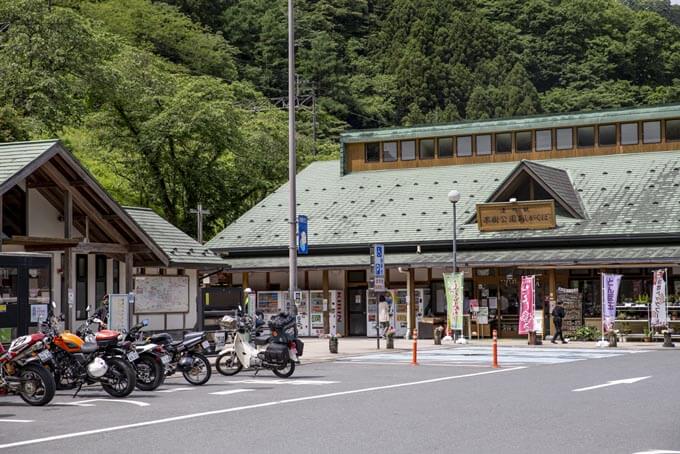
top-left (0, 139), bottom-right (60, 146)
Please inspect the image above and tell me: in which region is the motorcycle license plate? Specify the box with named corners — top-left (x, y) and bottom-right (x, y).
top-left (201, 340), bottom-right (210, 349)
top-left (127, 351), bottom-right (140, 362)
top-left (37, 350), bottom-right (52, 362)
top-left (161, 355), bottom-right (171, 365)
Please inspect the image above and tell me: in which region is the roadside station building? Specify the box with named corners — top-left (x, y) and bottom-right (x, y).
top-left (209, 104), bottom-right (680, 339)
top-left (0, 140), bottom-right (224, 341)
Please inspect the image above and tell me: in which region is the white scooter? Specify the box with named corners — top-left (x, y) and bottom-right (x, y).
top-left (215, 309), bottom-right (301, 378)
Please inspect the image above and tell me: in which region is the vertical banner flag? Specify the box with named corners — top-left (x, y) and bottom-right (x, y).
top-left (651, 269), bottom-right (668, 327)
top-left (297, 215), bottom-right (308, 255)
top-left (518, 275), bottom-right (535, 335)
top-left (601, 273), bottom-right (622, 333)
top-left (443, 272), bottom-right (464, 331)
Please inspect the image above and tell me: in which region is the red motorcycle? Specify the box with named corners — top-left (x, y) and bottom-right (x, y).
top-left (0, 332), bottom-right (56, 406)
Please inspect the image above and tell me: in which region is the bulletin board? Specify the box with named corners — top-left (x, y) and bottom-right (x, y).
top-left (133, 276), bottom-right (190, 314)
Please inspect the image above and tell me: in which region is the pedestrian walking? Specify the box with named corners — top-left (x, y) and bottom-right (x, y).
top-left (378, 295), bottom-right (390, 338)
top-left (551, 301), bottom-right (567, 344)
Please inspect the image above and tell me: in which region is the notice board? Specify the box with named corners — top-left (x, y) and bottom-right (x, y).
top-left (557, 287), bottom-right (582, 336)
top-left (134, 276), bottom-right (190, 314)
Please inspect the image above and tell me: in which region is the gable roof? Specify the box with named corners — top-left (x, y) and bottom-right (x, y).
top-left (207, 149), bottom-right (680, 253)
top-left (477, 160), bottom-right (586, 219)
top-left (0, 140), bottom-right (61, 191)
top-left (124, 207), bottom-right (225, 268)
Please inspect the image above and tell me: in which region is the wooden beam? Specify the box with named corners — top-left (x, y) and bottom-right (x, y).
top-left (73, 242), bottom-right (146, 255)
top-left (125, 253), bottom-right (134, 328)
top-left (41, 161), bottom-right (128, 245)
top-left (7, 235), bottom-right (81, 246)
top-left (61, 248), bottom-right (72, 330)
top-left (64, 189), bottom-right (73, 239)
top-left (0, 194), bottom-right (3, 249)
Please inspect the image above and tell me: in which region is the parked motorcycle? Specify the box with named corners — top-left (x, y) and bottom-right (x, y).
top-left (0, 330), bottom-right (56, 406)
top-left (123, 320), bottom-right (166, 391)
top-left (42, 304), bottom-right (136, 397)
top-left (215, 310), bottom-right (303, 378)
top-left (141, 331), bottom-right (212, 385)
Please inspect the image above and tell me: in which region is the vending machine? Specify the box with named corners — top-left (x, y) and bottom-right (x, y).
top-left (367, 288), bottom-right (427, 338)
top-left (255, 291), bottom-right (281, 321)
top-left (309, 291), bottom-right (325, 337)
top-left (281, 291), bottom-right (311, 337)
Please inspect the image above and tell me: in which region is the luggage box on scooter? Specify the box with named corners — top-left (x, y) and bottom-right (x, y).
top-left (264, 343), bottom-right (289, 365)
top-left (294, 339), bottom-right (304, 357)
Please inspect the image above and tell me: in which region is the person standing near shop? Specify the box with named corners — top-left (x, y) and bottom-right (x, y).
top-left (551, 301), bottom-right (567, 344)
top-left (378, 295), bottom-right (390, 338)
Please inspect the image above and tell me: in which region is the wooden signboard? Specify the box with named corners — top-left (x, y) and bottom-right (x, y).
top-left (476, 200), bottom-right (556, 232)
top-left (557, 287), bottom-right (582, 336)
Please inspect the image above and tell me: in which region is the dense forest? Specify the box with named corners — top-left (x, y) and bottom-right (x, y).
top-left (1, 0), bottom-right (680, 239)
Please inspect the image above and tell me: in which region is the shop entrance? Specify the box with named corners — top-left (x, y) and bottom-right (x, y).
top-left (347, 287), bottom-right (367, 336)
top-left (0, 254), bottom-right (51, 342)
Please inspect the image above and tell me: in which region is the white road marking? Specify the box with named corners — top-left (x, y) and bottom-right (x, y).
top-left (62, 398), bottom-right (150, 407)
top-left (573, 376), bottom-right (651, 392)
top-left (156, 387), bottom-right (195, 393)
top-left (633, 450), bottom-right (680, 454)
top-left (225, 379), bottom-right (339, 386)
top-left (0, 366), bottom-right (524, 449)
top-left (0, 419), bottom-right (33, 423)
top-left (210, 389), bottom-right (255, 396)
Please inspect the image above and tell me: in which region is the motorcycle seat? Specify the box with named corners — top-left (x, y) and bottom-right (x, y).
top-left (150, 333), bottom-right (173, 345)
top-left (171, 340), bottom-right (184, 348)
top-left (184, 331), bottom-right (204, 339)
top-left (80, 342), bottom-right (98, 354)
top-left (253, 337), bottom-right (268, 346)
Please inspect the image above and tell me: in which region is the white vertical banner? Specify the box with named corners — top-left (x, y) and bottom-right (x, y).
top-left (601, 273), bottom-right (622, 333)
top-left (651, 269), bottom-right (668, 328)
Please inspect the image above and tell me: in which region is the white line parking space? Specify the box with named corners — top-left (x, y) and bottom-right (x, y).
top-left (0, 419), bottom-right (33, 423)
top-left (224, 379), bottom-right (339, 386)
top-left (209, 389), bottom-right (255, 396)
top-left (61, 398), bottom-right (150, 407)
top-left (156, 387), bottom-right (196, 393)
top-left (338, 346), bottom-right (644, 366)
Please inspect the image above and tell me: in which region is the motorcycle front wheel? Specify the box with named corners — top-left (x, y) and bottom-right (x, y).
top-left (18, 363), bottom-right (56, 406)
top-left (272, 360), bottom-right (295, 378)
top-left (182, 353), bottom-right (211, 385)
top-left (215, 351), bottom-right (242, 376)
top-left (135, 355), bottom-right (163, 391)
top-left (102, 357), bottom-right (136, 397)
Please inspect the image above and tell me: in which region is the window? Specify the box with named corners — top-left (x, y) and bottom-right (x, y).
top-left (383, 142), bottom-right (397, 162)
top-left (598, 124), bottom-right (616, 146)
top-left (95, 255), bottom-right (107, 309)
top-left (516, 131), bottom-right (532, 153)
top-left (495, 133), bottom-right (512, 154)
top-left (643, 121), bottom-right (661, 144)
top-left (113, 261), bottom-right (120, 294)
top-left (577, 126), bottom-right (595, 147)
top-left (347, 270), bottom-right (366, 283)
top-left (456, 136), bottom-right (472, 157)
top-left (475, 135), bottom-right (491, 156)
top-left (76, 254), bottom-right (88, 320)
top-left (365, 143), bottom-right (380, 162)
top-left (621, 123), bottom-right (638, 145)
top-left (419, 139), bottom-right (435, 159)
top-left (667, 119), bottom-right (680, 141)
top-left (536, 130), bottom-right (552, 151)
top-left (438, 138), bottom-right (453, 158)
top-left (400, 140), bottom-right (416, 160)
top-left (556, 128), bottom-right (573, 150)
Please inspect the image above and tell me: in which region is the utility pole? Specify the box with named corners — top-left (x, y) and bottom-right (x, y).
top-left (190, 203), bottom-right (210, 244)
top-left (288, 0), bottom-right (298, 311)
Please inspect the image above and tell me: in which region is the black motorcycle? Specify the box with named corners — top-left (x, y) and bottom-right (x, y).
top-left (123, 320), bottom-right (166, 391)
top-left (143, 331), bottom-right (212, 385)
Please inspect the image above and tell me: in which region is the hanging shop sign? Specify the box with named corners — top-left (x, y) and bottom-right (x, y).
top-left (651, 269), bottom-right (668, 328)
top-left (601, 273), bottom-right (622, 333)
top-left (476, 200), bottom-right (556, 232)
top-left (518, 275), bottom-right (535, 335)
top-left (444, 272), bottom-right (464, 331)
top-left (557, 287), bottom-right (582, 336)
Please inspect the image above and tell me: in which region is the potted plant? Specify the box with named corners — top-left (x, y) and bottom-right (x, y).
top-left (662, 328), bottom-right (675, 348)
top-left (642, 327), bottom-right (652, 342)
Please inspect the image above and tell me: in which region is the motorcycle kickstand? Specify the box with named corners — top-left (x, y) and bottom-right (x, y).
top-left (253, 368), bottom-right (260, 377)
top-left (73, 383), bottom-right (83, 398)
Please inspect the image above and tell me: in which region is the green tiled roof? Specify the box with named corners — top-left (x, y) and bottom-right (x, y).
top-left (125, 207), bottom-right (224, 267)
top-left (339, 104), bottom-right (680, 143)
top-left (222, 246), bottom-right (680, 271)
top-left (0, 140), bottom-right (59, 191)
top-left (207, 149), bottom-right (680, 253)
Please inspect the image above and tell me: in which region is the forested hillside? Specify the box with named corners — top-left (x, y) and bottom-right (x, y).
top-left (1, 0), bottom-right (680, 239)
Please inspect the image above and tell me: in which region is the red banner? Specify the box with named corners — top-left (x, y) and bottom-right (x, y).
top-left (519, 276), bottom-right (535, 335)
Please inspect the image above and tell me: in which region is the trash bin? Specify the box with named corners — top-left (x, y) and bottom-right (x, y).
top-left (433, 326), bottom-right (443, 345)
top-left (329, 337), bottom-right (339, 354)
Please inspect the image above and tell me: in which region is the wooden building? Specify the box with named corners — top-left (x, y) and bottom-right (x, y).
top-left (207, 104), bottom-right (680, 339)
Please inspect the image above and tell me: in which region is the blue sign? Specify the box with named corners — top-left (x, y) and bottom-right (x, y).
top-left (373, 244), bottom-right (385, 290)
top-left (297, 215), bottom-right (309, 255)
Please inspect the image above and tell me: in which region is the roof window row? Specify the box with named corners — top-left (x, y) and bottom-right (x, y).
top-left (364, 119), bottom-right (680, 163)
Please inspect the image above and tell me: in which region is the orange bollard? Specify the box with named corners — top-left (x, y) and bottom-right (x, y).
top-left (492, 329), bottom-right (499, 368)
top-left (411, 329), bottom-right (419, 366)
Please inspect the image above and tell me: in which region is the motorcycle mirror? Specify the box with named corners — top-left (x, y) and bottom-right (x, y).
top-left (142, 319), bottom-right (149, 326)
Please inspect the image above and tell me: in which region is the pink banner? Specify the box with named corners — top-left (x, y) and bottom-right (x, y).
top-left (519, 276), bottom-right (535, 335)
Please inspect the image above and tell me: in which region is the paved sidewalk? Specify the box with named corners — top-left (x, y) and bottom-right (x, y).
top-left (294, 336), bottom-right (672, 363)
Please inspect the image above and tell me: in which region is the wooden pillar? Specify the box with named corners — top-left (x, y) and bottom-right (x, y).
top-left (64, 189), bottom-right (73, 239)
top-left (0, 194), bottom-right (3, 249)
top-left (242, 272), bottom-right (249, 290)
top-left (322, 270), bottom-right (330, 334)
top-left (407, 268), bottom-right (416, 339)
top-left (548, 268), bottom-right (557, 336)
top-left (125, 253), bottom-right (134, 327)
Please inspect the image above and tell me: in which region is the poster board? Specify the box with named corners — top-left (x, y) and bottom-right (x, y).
top-left (108, 294), bottom-right (129, 333)
top-left (133, 276), bottom-right (189, 314)
top-left (477, 307), bottom-right (489, 325)
top-left (557, 287), bottom-right (582, 336)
